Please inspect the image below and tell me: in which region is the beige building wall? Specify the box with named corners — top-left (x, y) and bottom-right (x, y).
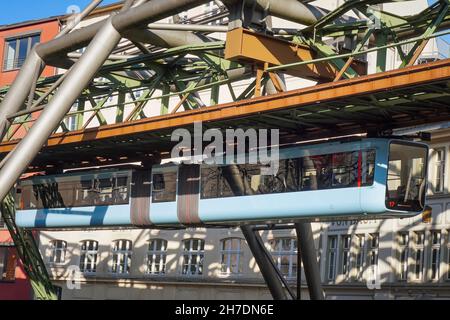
top-left (37, 1), bottom-right (450, 300)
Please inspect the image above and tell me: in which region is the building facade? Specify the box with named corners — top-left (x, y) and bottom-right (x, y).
top-left (0, 0), bottom-right (449, 300)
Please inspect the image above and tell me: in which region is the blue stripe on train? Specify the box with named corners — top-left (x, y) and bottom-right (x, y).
top-left (16, 204), bottom-right (131, 228)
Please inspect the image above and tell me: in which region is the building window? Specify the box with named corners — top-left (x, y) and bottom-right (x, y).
top-left (447, 232), bottom-right (450, 280)
top-left (64, 102), bottom-right (79, 131)
top-left (79, 240), bottom-right (98, 274)
top-left (268, 238), bottom-right (297, 279)
top-left (340, 235), bottom-right (351, 279)
top-left (368, 233), bottom-right (379, 267)
top-left (3, 33), bottom-right (40, 71)
top-left (398, 233), bottom-right (409, 281)
top-left (430, 231), bottom-right (441, 281)
top-left (354, 235), bottom-right (365, 280)
top-left (182, 239), bottom-right (205, 276)
top-left (111, 240), bottom-right (132, 275)
top-left (413, 231), bottom-right (425, 281)
top-left (327, 236), bottom-right (337, 281)
top-left (434, 148), bottom-right (445, 193)
top-left (0, 215), bottom-right (5, 229)
top-left (220, 238), bottom-right (244, 275)
top-left (134, 89), bottom-right (143, 99)
top-left (146, 239), bottom-right (168, 275)
top-left (0, 246), bottom-right (16, 282)
top-left (49, 240), bottom-right (67, 265)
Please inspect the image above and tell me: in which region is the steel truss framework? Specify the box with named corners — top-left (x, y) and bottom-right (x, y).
top-left (0, 0), bottom-right (449, 300)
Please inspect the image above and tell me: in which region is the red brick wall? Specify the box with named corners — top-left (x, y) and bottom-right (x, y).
top-left (0, 19), bottom-right (60, 87)
top-left (0, 230), bottom-right (32, 300)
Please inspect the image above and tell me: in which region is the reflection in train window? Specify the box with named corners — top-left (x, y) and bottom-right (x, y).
top-left (16, 171), bottom-right (130, 209)
top-left (151, 171), bottom-right (177, 203)
top-left (200, 149), bottom-right (376, 199)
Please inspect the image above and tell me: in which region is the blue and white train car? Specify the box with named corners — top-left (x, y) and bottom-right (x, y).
top-left (15, 138), bottom-right (429, 228)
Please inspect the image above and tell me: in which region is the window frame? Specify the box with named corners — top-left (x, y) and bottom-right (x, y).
top-left (3, 32), bottom-right (41, 72)
top-left (429, 230), bottom-right (442, 281)
top-left (340, 235), bottom-right (352, 280)
top-left (326, 235), bottom-right (338, 282)
top-left (446, 231), bottom-right (450, 281)
top-left (146, 239), bottom-right (168, 276)
top-left (385, 141), bottom-right (428, 212)
top-left (220, 237), bottom-right (244, 276)
top-left (0, 246), bottom-right (16, 282)
top-left (110, 239), bottom-right (133, 275)
top-left (48, 240), bottom-right (67, 266)
top-left (398, 232), bottom-right (409, 281)
top-left (412, 231), bottom-right (425, 281)
top-left (368, 233), bottom-right (379, 267)
top-left (64, 101), bottom-right (80, 132)
top-left (433, 147), bottom-right (446, 194)
top-left (181, 238), bottom-right (205, 277)
top-left (353, 234), bottom-right (365, 281)
top-left (151, 166), bottom-right (178, 203)
top-left (268, 238), bottom-right (298, 280)
top-left (79, 240), bottom-right (99, 275)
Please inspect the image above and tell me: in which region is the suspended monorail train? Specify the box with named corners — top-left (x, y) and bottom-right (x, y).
top-left (14, 138), bottom-right (429, 228)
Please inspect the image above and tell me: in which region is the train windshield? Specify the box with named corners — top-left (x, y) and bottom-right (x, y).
top-left (386, 142), bottom-right (428, 212)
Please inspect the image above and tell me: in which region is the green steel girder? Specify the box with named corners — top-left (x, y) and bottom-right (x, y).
top-left (399, 3), bottom-right (449, 67)
top-left (310, 0), bottom-right (407, 32)
top-left (1, 194), bottom-right (59, 300)
top-left (2, 1), bottom-right (450, 137)
top-left (302, 39), bottom-right (360, 79)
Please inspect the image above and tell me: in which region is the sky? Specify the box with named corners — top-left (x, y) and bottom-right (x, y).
top-left (0, 0), bottom-right (118, 25)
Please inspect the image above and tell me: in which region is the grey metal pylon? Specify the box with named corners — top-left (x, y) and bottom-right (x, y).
top-left (240, 225), bottom-right (289, 300)
top-left (295, 223), bottom-right (325, 300)
top-left (221, 164), bottom-right (289, 300)
top-left (264, 63), bottom-right (325, 301)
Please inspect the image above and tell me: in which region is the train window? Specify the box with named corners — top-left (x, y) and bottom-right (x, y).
top-left (200, 149), bottom-right (376, 199)
top-left (386, 142), bottom-right (427, 212)
top-left (152, 171), bottom-right (177, 203)
top-left (331, 152), bottom-right (358, 187)
top-left (200, 166), bottom-right (234, 199)
top-left (17, 172), bottom-right (130, 210)
top-left (247, 160), bottom-right (300, 195)
top-left (97, 178), bottom-right (113, 204)
top-left (361, 150), bottom-right (376, 186)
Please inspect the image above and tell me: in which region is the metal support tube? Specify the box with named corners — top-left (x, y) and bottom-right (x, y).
top-left (122, 28), bottom-right (212, 48)
top-left (220, 165), bottom-right (288, 300)
top-left (0, 24), bottom-right (121, 199)
top-left (223, 0), bottom-right (340, 27)
top-left (57, 0), bottom-right (104, 38)
top-left (147, 23), bottom-right (228, 33)
top-left (264, 68), bottom-right (323, 301)
top-left (295, 223), bottom-right (325, 300)
top-left (0, 0), bottom-right (139, 201)
top-left (0, 0), bottom-right (210, 140)
top-left (0, 0), bottom-right (214, 201)
top-left (241, 225), bottom-right (288, 300)
top-left (0, 51), bottom-right (44, 140)
top-left (112, 0), bottom-right (207, 31)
